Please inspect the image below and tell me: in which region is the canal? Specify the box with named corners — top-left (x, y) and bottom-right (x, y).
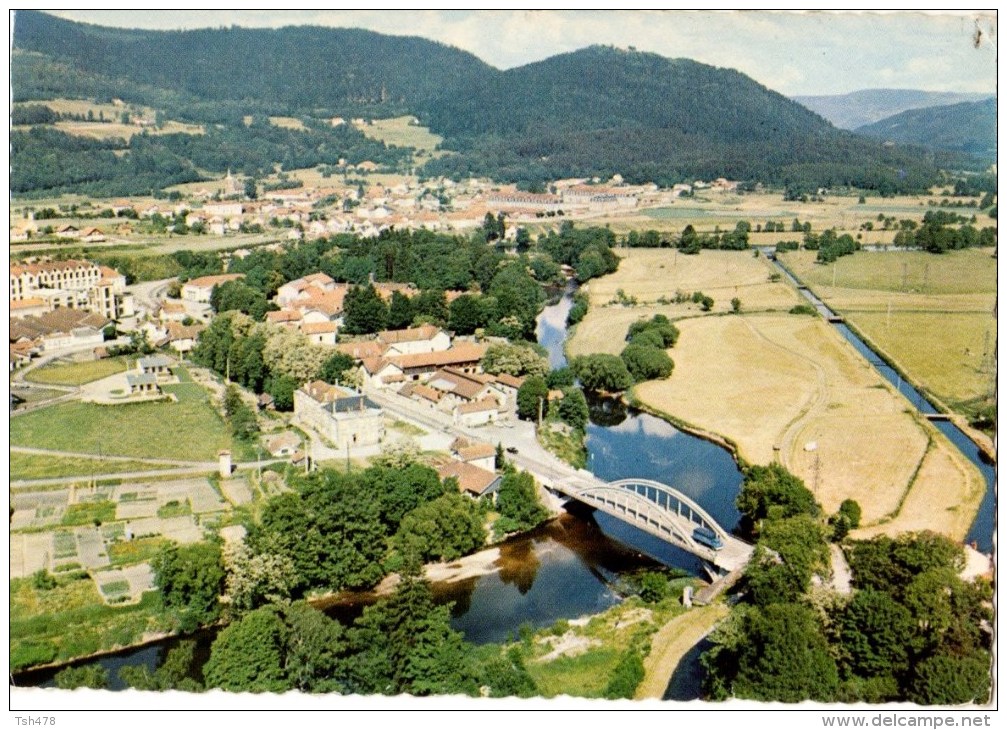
top-left (771, 254), bottom-right (996, 553)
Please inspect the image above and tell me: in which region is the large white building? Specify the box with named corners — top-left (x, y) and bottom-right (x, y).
top-left (9, 259), bottom-right (128, 319)
top-left (293, 380), bottom-right (384, 450)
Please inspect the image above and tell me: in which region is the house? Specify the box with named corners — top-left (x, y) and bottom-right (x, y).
top-left (265, 309), bottom-right (303, 328)
top-left (181, 274), bottom-right (244, 303)
top-left (377, 324), bottom-right (451, 356)
top-left (451, 437), bottom-right (497, 472)
top-left (158, 300), bottom-right (188, 323)
top-left (275, 272), bottom-right (336, 307)
top-left (265, 432), bottom-right (300, 457)
top-left (387, 342), bottom-right (489, 383)
top-left (126, 372), bottom-right (159, 395)
top-left (55, 224), bottom-right (81, 239)
top-left (425, 368), bottom-right (503, 410)
top-left (81, 227), bottom-right (106, 243)
top-left (136, 354), bottom-right (173, 380)
top-left (301, 321), bottom-right (338, 346)
top-left (454, 398), bottom-right (500, 427)
top-left (436, 461), bottom-right (502, 499)
top-left (165, 322), bottom-right (205, 354)
top-left (292, 380), bottom-right (384, 450)
top-left (360, 356), bottom-right (405, 389)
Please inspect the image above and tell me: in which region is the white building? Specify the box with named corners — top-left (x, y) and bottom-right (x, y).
top-left (293, 380), bottom-right (384, 450)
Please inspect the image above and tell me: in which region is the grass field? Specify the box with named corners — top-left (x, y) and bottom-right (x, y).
top-left (10, 452), bottom-right (176, 481)
top-left (11, 368), bottom-right (235, 462)
top-left (356, 116), bottom-right (447, 158)
top-left (567, 248), bottom-right (802, 358)
top-left (10, 574), bottom-right (171, 671)
top-left (599, 189), bottom-right (986, 242)
top-left (780, 249), bottom-right (997, 411)
top-left (26, 356), bottom-right (131, 386)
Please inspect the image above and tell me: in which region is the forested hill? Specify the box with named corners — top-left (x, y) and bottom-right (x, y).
top-left (11, 10), bottom-right (496, 117)
top-left (854, 97), bottom-right (996, 163)
top-left (10, 11), bottom-right (978, 193)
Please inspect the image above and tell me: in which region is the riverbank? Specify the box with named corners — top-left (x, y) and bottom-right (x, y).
top-left (635, 603), bottom-right (729, 700)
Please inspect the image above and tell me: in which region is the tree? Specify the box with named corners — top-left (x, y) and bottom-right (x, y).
top-left (342, 284), bottom-right (388, 335)
top-left (837, 589), bottom-right (914, 682)
top-left (266, 374), bottom-right (299, 412)
top-left (261, 325), bottom-right (328, 383)
top-left (482, 342), bottom-right (549, 378)
top-left (244, 178), bottom-right (257, 200)
top-left (203, 605), bottom-right (290, 693)
top-left (603, 650), bottom-right (645, 699)
top-left (736, 463), bottom-right (819, 538)
top-left (317, 352), bottom-right (356, 386)
top-left (545, 366), bottom-right (576, 389)
top-left (394, 493), bottom-right (487, 563)
top-left (620, 343), bottom-right (673, 382)
top-left (495, 470), bottom-right (548, 534)
top-left (448, 294), bottom-right (486, 335)
top-left (151, 542), bottom-right (225, 630)
top-left (478, 647), bottom-right (538, 698)
top-left (731, 297), bottom-right (742, 314)
top-left (516, 376), bottom-right (548, 422)
top-left (54, 665), bottom-right (109, 690)
top-left (570, 354), bottom-right (634, 393)
top-left (908, 651), bottom-right (992, 705)
top-left (703, 603), bottom-right (838, 702)
top-left (223, 542), bottom-right (299, 615)
top-left (556, 387), bottom-right (589, 430)
top-left (210, 280), bottom-right (274, 321)
top-left (344, 575), bottom-right (477, 697)
top-left (386, 290), bottom-right (415, 330)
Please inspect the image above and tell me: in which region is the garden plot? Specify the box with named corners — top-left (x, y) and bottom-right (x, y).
top-left (92, 563), bottom-right (155, 605)
top-left (126, 515), bottom-right (204, 544)
top-left (219, 476), bottom-right (253, 506)
top-left (10, 532), bottom-right (54, 578)
top-left (74, 526), bottom-right (111, 570)
top-left (187, 478), bottom-right (228, 513)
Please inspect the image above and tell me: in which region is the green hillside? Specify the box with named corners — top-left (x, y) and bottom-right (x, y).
top-left (10, 11), bottom-right (981, 196)
top-left (855, 98), bottom-right (996, 162)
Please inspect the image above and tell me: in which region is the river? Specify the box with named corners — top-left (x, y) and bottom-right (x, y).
top-left (17, 283), bottom-right (746, 697)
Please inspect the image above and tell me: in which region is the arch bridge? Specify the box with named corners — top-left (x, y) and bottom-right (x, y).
top-left (549, 476), bottom-right (753, 573)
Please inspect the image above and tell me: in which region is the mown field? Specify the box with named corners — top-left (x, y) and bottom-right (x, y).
top-left (356, 116), bottom-right (447, 158)
top-left (10, 367), bottom-right (239, 462)
top-left (780, 248), bottom-right (997, 412)
top-left (26, 356), bottom-right (131, 386)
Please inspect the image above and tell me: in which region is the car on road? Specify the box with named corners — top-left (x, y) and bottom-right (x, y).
top-left (506, 446), bottom-right (519, 454)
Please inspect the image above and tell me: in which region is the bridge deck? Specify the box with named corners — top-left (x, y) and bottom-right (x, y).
top-left (550, 473), bottom-right (754, 573)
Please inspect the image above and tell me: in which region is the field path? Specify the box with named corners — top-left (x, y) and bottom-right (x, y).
top-left (737, 316), bottom-right (830, 471)
top-left (635, 604), bottom-right (729, 700)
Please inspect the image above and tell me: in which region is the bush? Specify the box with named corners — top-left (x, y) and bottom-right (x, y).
top-left (604, 650), bottom-right (645, 699)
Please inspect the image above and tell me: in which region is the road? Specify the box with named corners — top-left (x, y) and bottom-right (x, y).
top-left (635, 604), bottom-right (729, 700)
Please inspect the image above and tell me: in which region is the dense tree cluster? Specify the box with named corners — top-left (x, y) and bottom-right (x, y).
top-left (703, 462), bottom-right (992, 705)
top-left (151, 542), bottom-right (226, 632)
top-left (892, 211), bottom-right (997, 254)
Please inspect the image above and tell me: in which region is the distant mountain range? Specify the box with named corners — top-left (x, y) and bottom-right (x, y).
top-left (854, 98), bottom-right (996, 163)
top-left (10, 10), bottom-right (982, 195)
top-left (792, 89), bottom-right (993, 131)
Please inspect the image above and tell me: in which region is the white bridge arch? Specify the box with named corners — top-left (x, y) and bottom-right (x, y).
top-left (572, 478), bottom-right (731, 553)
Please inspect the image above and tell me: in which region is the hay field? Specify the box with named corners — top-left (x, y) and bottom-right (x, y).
top-left (780, 249), bottom-right (997, 409)
top-left (357, 116), bottom-right (446, 157)
top-left (566, 249), bottom-right (802, 357)
top-left (633, 313), bottom-right (984, 536)
top-left (593, 189), bottom-right (979, 241)
top-left (584, 248), bottom-right (801, 310)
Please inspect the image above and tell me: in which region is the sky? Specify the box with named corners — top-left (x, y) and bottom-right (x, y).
top-left (40, 9), bottom-right (997, 97)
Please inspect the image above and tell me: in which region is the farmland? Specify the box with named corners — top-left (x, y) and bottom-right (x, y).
top-left (779, 248), bottom-right (997, 413)
top-left (569, 247), bottom-right (987, 540)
